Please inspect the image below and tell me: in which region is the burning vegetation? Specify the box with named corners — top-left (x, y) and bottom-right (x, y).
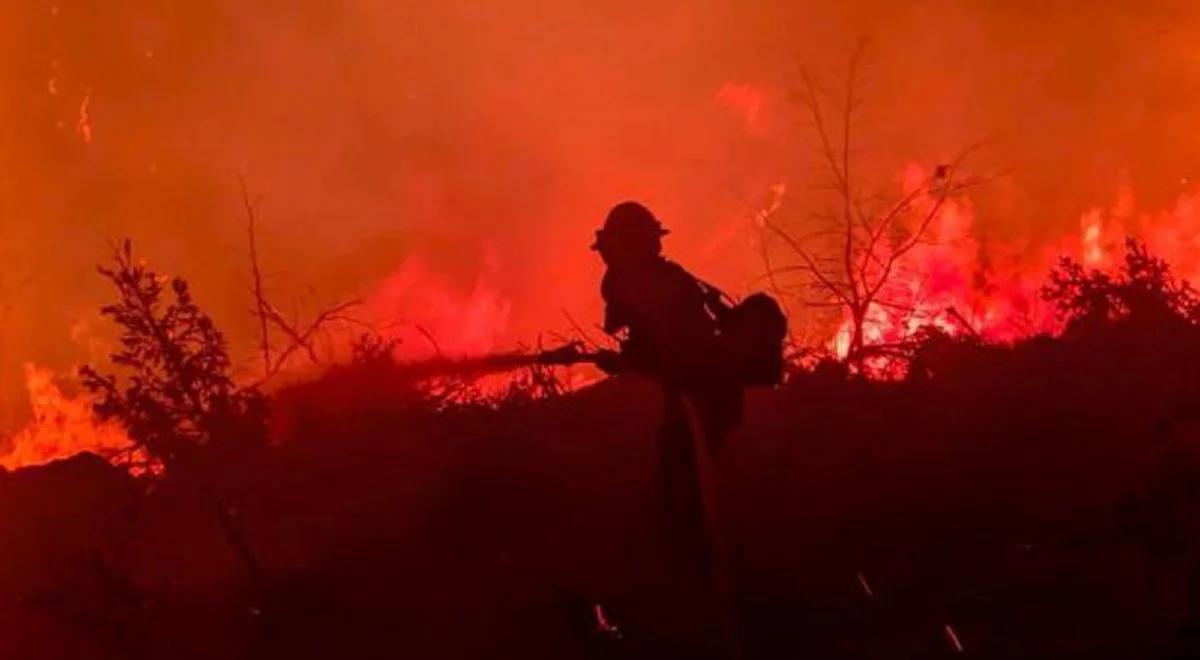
top-left (11, 170), bottom-right (1200, 468)
top-left (0, 363), bottom-right (131, 471)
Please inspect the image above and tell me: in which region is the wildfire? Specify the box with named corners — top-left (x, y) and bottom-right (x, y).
top-left (10, 168), bottom-right (1200, 470)
top-left (369, 255), bottom-right (512, 362)
top-left (0, 364), bottom-right (131, 471)
top-left (826, 173), bottom-right (1200, 370)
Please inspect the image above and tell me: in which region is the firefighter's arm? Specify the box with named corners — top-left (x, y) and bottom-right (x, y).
top-left (598, 304), bottom-right (630, 375)
top-left (603, 301), bottom-right (630, 335)
top-left (594, 349), bottom-right (625, 375)
top-left (599, 301), bottom-right (637, 374)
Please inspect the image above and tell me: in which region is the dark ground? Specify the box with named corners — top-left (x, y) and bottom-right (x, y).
top-left (3, 321), bottom-right (1200, 659)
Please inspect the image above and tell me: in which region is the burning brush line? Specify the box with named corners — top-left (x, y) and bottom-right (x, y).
top-left (7, 177), bottom-right (1200, 469)
top-left (811, 174), bottom-right (1200, 374)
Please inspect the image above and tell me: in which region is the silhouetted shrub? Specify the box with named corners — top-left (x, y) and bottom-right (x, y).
top-left (80, 241), bottom-right (266, 475)
top-left (349, 331), bottom-right (401, 366)
top-left (1043, 238), bottom-right (1200, 332)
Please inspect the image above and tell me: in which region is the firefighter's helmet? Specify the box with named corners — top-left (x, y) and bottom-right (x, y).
top-left (591, 201), bottom-right (669, 255)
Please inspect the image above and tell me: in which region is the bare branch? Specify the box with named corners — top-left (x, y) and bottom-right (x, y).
top-left (415, 324), bottom-right (443, 357)
top-left (239, 177), bottom-right (271, 377)
top-left (237, 179), bottom-right (367, 378)
top-left (266, 299), bottom-right (362, 374)
top-left (562, 308), bottom-right (607, 350)
top-left (761, 216), bottom-right (852, 307)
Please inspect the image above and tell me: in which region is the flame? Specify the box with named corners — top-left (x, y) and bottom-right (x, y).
top-left (0, 364), bottom-right (132, 470)
top-left (715, 82), bottom-right (768, 136)
top-left (827, 168), bottom-right (1015, 365)
top-left (825, 168), bottom-right (1200, 374)
top-left (10, 170), bottom-right (1200, 466)
top-left (368, 254), bottom-right (513, 361)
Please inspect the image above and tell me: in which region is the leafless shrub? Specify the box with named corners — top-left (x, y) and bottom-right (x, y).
top-left (758, 42), bottom-right (983, 371)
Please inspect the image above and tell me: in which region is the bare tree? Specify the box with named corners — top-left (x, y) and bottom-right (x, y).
top-left (238, 179), bottom-right (364, 380)
top-left (759, 44), bottom-right (982, 369)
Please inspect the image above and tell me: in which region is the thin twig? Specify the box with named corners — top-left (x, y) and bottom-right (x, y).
top-left (415, 325), bottom-right (443, 357)
top-left (239, 177), bottom-right (271, 377)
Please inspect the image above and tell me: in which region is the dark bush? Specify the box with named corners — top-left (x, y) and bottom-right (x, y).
top-left (79, 241), bottom-right (266, 476)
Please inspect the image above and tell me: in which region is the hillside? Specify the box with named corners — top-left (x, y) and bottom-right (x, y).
top-left (2, 314), bottom-right (1200, 659)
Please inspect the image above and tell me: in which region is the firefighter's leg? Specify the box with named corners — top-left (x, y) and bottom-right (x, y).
top-left (655, 386), bottom-right (743, 658)
top-left (687, 384), bottom-right (746, 659)
top-left (694, 382), bottom-right (745, 452)
top-left (658, 386), bottom-right (709, 574)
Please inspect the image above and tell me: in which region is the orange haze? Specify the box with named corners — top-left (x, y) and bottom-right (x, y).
top-left (3, 1), bottom-right (1200, 438)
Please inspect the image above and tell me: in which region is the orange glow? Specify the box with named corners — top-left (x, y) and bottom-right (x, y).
top-left (367, 255), bottom-right (512, 362)
top-left (6, 2), bottom-right (1200, 456)
top-left (715, 82), bottom-right (768, 136)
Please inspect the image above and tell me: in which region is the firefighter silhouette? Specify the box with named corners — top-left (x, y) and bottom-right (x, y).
top-left (591, 201), bottom-right (745, 449)
top-left (585, 201), bottom-right (787, 658)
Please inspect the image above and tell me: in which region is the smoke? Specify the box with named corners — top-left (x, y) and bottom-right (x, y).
top-left (2, 0), bottom-right (1199, 428)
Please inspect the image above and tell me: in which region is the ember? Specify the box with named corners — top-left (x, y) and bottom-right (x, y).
top-left (944, 623), bottom-right (965, 653)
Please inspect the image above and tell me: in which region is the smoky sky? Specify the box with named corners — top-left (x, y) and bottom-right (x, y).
top-left (1, 0), bottom-right (1198, 428)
